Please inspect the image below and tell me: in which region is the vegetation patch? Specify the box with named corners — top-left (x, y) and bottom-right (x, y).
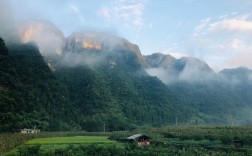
top-left (3, 127), bottom-right (252, 155)
top-left (26, 136), bottom-right (115, 145)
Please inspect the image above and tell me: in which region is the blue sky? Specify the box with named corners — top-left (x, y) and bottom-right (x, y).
top-left (8, 0), bottom-right (252, 70)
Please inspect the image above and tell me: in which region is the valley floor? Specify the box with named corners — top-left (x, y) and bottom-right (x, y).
top-left (2, 126), bottom-right (252, 155)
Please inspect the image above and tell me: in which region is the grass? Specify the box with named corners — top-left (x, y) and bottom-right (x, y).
top-left (26, 136), bottom-right (115, 145)
top-left (3, 136), bottom-right (123, 155)
top-left (156, 137), bottom-right (222, 147)
top-left (172, 139), bottom-right (222, 146)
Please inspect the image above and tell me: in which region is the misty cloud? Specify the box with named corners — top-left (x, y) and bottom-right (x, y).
top-left (0, 0), bottom-right (20, 44)
top-left (57, 30), bottom-right (142, 68)
top-left (18, 20), bottom-right (65, 56)
top-left (0, 1), bottom-right (64, 55)
top-left (60, 52), bottom-right (103, 68)
top-left (145, 55), bottom-right (252, 86)
top-left (249, 74), bottom-right (252, 81)
top-left (146, 68), bottom-right (176, 84)
top-left (146, 66), bottom-right (216, 84)
top-left (145, 56), bottom-right (216, 84)
top-left (218, 67), bottom-right (252, 86)
top-left (178, 64), bottom-right (215, 83)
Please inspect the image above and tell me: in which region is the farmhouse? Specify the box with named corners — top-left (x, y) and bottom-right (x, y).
top-left (21, 128), bottom-right (40, 134)
top-left (127, 134), bottom-right (151, 146)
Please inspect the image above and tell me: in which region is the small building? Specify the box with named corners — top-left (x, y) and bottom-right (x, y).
top-left (127, 134), bottom-right (151, 146)
top-left (21, 128), bottom-right (40, 134)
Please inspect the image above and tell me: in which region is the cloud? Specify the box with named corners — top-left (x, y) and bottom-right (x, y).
top-left (60, 52), bottom-right (103, 67)
top-left (209, 17), bottom-right (252, 33)
top-left (194, 14), bottom-right (252, 36)
top-left (69, 3), bottom-right (85, 24)
top-left (194, 18), bottom-right (211, 35)
top-left (249, 73), bottom-right (252, 81)
top-left (169, 52), bottom-right (187, 59)
top-left (146, 67), bottom-right (177, 84)
top-left (163, 44), bottom-right (188, 59)
top-left (18, 20), bottom-right (65, 56)
top-left (99, 0), bottom-right (146, 29)
top-left (191, 13), bottom-right (252, 69)
top-left (0, 0), bottom-right (20, 44)
top-left (146, 57), bottom-right (216, 84)
top-left (229, 48), bottom-right (252, 68)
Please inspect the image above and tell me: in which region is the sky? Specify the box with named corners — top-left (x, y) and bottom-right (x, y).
top-left (6, 0), bottom-right (252, 71)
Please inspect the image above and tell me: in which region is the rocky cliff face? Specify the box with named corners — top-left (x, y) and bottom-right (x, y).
top-left (18, 20), bottom-right (143, 62)
top-left (18, 20), bottom-right (65, 56)
top-left (63, 31), bottom-right (143, 60)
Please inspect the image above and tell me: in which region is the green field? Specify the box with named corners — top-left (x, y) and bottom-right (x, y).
top-left (26, 136), bottom-right (114, 145)
top-left (4, 136), bottom-right (122, 156)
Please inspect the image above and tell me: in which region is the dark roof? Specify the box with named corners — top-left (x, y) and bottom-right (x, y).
top-left (127, 134), bottom-right (151, 140)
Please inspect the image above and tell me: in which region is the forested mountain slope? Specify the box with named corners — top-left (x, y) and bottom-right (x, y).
top-left (0, 38), bottom-right (78, 132)
top-left (1, 28), bottom-right (252, 132)
top-left (145, 53), bottom-right (252, 125)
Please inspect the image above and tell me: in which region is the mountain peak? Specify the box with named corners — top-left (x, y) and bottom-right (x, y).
top-left (220, 67), bottom-right (252, 84)
top-left (64, 30), bottom-right (143, 60)
top-left (17, 20), bottom-right (143, 60)
top-left (144, 53), bottom-right (215, 83)
top-left (18, 19), bottom-right (65, 56)
top-left (174, 56), bottom-right (213, 72)
top-left (144, 53), bottom-right (175, 68)
top-left (220, 67), bottom-right (252, 74)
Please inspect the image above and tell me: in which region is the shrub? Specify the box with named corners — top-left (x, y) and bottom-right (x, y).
top-left (17, 145), bottom-right (40, 156)
top-left (220, 135), bottom-right (233, 145)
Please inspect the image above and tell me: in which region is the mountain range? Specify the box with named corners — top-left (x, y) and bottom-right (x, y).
top-left (1, 20), bottom-right (252, 132)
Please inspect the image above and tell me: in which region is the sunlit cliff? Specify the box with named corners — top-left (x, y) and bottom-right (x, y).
top-left (21, 23), bottom-right (43, 43)
top-left (18, 20), bottom-right (65, 56)
top-left (64, 31), bottom-right (143, 61)
top-left (18, 20), bottom-right (143, 60)
top-left (82, 41), bottom-right (101, 50)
